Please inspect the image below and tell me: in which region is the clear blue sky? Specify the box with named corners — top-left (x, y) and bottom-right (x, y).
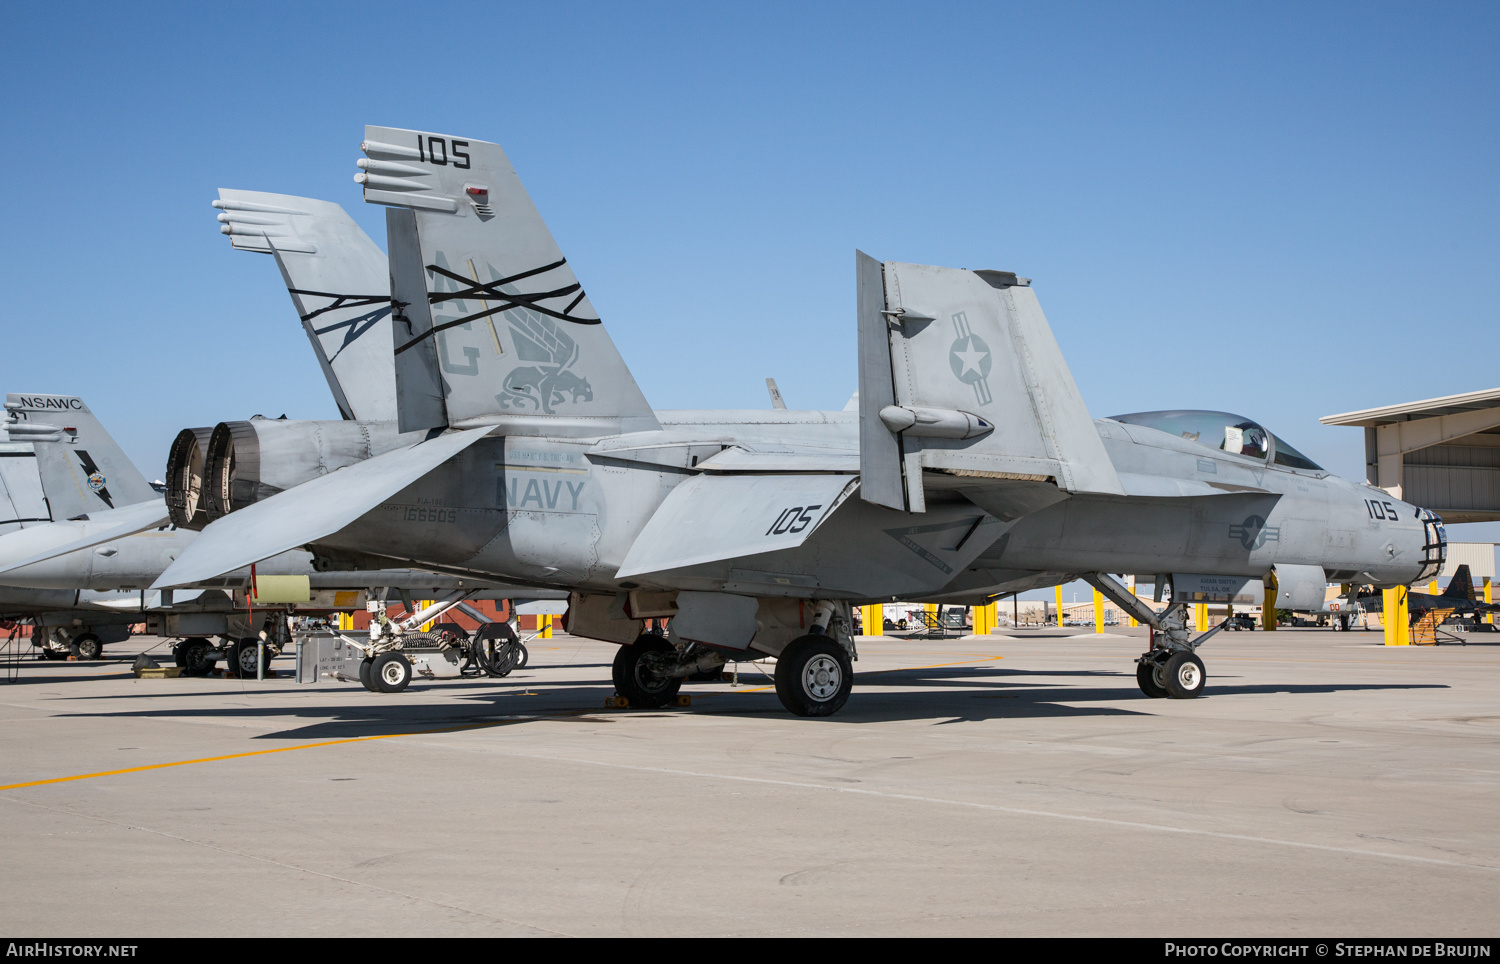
top-left (3, 2), bottom-right (1497, 571)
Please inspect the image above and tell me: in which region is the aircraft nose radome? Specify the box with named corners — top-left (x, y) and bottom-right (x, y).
top-left (1413, 505), bottom-right (1447, 584)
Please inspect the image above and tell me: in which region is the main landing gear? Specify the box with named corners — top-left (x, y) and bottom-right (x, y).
top-left (609, 603), bottom-right (858, 717)
top-left (774, 635), bottom-right (853, 717)
top-left (1085, 573), bottom-right (1221, 701)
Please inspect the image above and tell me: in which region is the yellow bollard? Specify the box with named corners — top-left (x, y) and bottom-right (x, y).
top-left (1195, 603), bottom-right (1208, 632)
top-left (337, 612), bottom-right (354, 631)
top-left (541, 613), bottom-right (553, 639)
top-left (1093, 587), bottom-right (1105, 634)
top-left (1486, 577), bottom-right (1493, 626)
top-left (1128, 582), bottom-right (1139, 628)
top-left (1383, 587), bottom-right (1410, 646)
top-left (861, 604), bottom-right (883, 637)
top-left (1264, 579), bottom-right (1278, 631)
top-left (1054, 586), bottom-right (1064, 627)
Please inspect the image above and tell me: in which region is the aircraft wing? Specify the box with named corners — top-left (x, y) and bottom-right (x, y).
top-left (616, 474), bottom-right (859, 579)
top-left (151, 427), bottom-right (493, 589)
top-left (856, 252), bottom-right (1124, 512)
top-left (0, 498), bottom-right (171, 574)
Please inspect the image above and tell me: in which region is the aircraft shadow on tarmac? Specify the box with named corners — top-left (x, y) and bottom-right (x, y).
top-left (36, 662), bottom-right (1448, 741)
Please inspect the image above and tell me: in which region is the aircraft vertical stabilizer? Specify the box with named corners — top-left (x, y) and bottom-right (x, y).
top-left (358, 126), bottom-right (658, 436)
top-left (0, 439), bottom-right (48, 532)
top-left (858, 257), bottom-right (1123, 511)
top-left (213, 190), bottom-right (396, 422)
top-left (3, 394), bottom-right (157, 519)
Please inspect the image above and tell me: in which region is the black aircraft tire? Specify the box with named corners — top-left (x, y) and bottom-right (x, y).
top-left (358, 656), bottom-right (377, 691)
top-left (177, 638), bottom-right (216, 677)
top-left (370, 652), bottom-right (412, 693)
top-left (774, 635), bottom-right (853, 718)
top-left (70, 634), bottom-right (103, 660)
top-left (612, 636), bottom-right (681, 708)
top-left (514, 642), bottom-right (529, 669)
top-left (1162, 651), bottom-right (1207, 699)
top-left (1136, 658), bottom-right (1169, 698)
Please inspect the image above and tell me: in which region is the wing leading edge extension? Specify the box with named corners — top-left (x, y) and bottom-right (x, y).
top-left (617, 474), bottom-right (859, 579)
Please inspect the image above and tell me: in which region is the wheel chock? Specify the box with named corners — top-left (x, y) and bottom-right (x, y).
top-left (134, 667), bottom-right (183, 679)
top-left (675, 695), bottom-right (692, 707)
top-left (604, 695), bottom-right (630, 708)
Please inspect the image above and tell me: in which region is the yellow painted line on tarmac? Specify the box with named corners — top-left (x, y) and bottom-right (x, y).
top-left (0, 714), bottom-right (580, 793)
top-left (1, 656), bottom-right (1010, 790)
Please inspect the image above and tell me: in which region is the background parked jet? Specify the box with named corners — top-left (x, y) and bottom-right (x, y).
top-left (0, 393), bottom-right (544, 669)
top-left (153, 127), bottom-right (1447, 716)
top-left (1355, 564), bottom-right (1498, 627)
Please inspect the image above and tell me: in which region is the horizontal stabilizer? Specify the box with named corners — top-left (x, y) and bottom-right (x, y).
top-left (1116, 473), bottom-right (1274, 498)
top-left (152, 427), bottom-right (493, 589)
top-left (215, 190), bottom-right (395, 422)
top-left (617, 474), bottom-right (859, 579)
top-left (0, 498), bottom-right (170, 575)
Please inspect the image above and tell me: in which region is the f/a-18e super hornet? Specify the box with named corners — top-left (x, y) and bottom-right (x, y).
top-left (152, 126), bottom-right (1447, 715)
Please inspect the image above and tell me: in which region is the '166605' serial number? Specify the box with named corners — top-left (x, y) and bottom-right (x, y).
top-left (402, 507), bottom-right (457, 523)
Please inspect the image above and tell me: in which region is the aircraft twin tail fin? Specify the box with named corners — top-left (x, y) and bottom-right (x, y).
top-left (1443, 564), bottom-right (1476, 601)
top-left (2, 394), bottom-right (157, 519)
top-left (856, 253), bottom-right (1123, 512)
top-left (213, 190), bottom-right (396, 422)
top-left (357, 126), bottom-right (657, 436)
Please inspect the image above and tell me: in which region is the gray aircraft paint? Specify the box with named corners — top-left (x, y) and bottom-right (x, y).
top-left (360, 126), bottom-right (658, 437)
top-left (0, 440), bottom-right (48, 529)
top-left (153, 127), bottom-right (1442, 666)
top-left (215, 190), bottom-right (396, 422)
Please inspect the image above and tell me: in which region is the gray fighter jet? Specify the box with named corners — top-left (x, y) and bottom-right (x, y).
top-left (152, 126), bottom-right (1446, 715)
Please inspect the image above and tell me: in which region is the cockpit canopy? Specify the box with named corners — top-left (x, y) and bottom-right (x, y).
top-left (1109, 410), bottom-right (1323, 472)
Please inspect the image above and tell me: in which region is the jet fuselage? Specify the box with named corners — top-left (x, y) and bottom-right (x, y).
top-left (294, 410), bottom-right (1436, 600)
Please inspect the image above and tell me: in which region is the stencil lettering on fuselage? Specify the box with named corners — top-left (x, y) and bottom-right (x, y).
top-left (882, 516), bottom-right (987, 575)
top-left (495, 459), bottom-right (588, 512)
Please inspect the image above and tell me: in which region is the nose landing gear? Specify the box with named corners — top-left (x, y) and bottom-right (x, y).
top-left (1086, 573), bottom-right (1220, 700)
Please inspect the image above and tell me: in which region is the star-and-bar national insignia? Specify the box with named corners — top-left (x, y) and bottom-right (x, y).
top-left (948, 312), bottom-right (993, 405)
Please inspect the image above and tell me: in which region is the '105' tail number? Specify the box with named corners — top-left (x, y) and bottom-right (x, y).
top-left (767, 505), bottom-right (822, 536)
